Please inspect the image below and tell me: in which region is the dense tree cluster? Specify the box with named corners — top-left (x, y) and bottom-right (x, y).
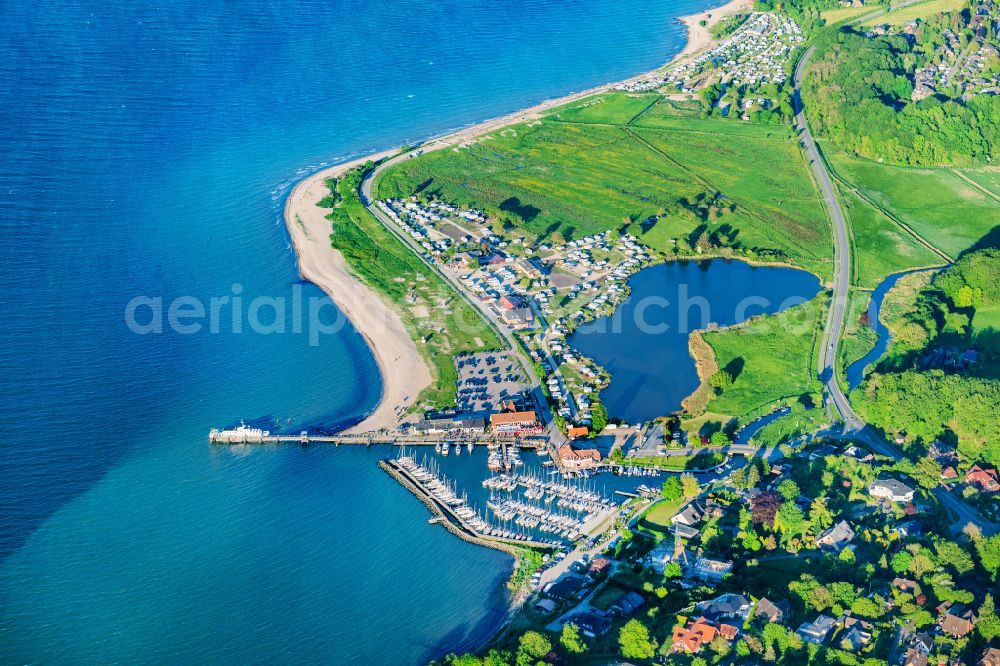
top-left (853, 248), bottom-right (1000, 464)
top-left (803, 28), bottom-right (1000, 165)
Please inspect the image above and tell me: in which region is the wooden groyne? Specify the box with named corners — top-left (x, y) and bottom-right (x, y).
top-left (378, 459), bottom-right (552, 555)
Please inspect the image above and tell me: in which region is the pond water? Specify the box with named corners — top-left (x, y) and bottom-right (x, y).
top-left (567, 259), bottom-right (822, 423)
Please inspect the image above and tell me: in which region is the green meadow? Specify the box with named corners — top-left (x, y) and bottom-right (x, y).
top-left (841, 190), bottom-right (943, 288)
top-left (377, 93), bottom-right (833, 278)
top-left (701, 295), bottom-right (826, 421)
top-left (832, 155), bottom-right (1000, 259)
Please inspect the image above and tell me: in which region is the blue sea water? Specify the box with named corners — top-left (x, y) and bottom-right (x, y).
top-left (0, 0), bottom-right (727, 662)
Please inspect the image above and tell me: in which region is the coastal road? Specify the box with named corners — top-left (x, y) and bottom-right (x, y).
top-left (358, 150), bottom-right (566, 450)
top-left (794, 45), bottom-right (999, 536)
top-left (792, 45), bottom-right (861, 433)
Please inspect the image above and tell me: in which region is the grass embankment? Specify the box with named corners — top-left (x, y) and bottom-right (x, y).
top-left (690, 295), bottom-right (826, 423)
top-left (376, 92), bottom-right (833, 278)
top-left (329, 167), bottom-right (502, 409)
top-left (629, 452), bottom-right (725, 471)
top-left (832, 155), bottom-right (1000, 260)
top-left (819, 5), bottom-right (876, 23)
top-left (838, 289), bottom-right (878, 381)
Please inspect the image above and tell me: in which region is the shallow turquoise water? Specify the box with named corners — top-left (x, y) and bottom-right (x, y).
top-left (0, 0), bottom-right (727, 662)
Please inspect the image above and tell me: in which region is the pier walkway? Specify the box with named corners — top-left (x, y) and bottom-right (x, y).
top-left (209, 428), bottom-right (546, 448)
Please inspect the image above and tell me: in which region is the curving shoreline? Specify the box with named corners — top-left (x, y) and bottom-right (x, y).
top-left (282, 0), bottom-right (750, 434)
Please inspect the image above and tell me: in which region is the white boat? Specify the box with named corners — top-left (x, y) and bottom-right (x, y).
top-left (442, 442), bottom-right (450, 456)
top-left (455, 443), bottom-right (461, 456)
top-left (213, 420), bottom-right (271, 443)
top-left (435, 442), bottom-right (442, 454)
top-left (467, 441), bottom-right (474, 453)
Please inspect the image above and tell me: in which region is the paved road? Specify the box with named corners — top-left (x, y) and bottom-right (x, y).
top-left (794, 46), bottom-right (998, 536)
top-left (793, 45), bottom-right (861, 432)
top-left (359, 150), bottom-right (567, 451)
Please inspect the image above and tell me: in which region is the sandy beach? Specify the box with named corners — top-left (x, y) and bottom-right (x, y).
top-left (284, 150), bottom-right (432, 434)
top-left (283, 0), bottom-right (749, 433)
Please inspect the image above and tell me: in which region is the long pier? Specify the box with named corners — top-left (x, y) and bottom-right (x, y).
top-left (209, 428), bottom-right (546, 448)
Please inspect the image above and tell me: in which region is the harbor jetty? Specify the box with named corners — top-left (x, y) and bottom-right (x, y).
top-left (379, 454), bottom-right (553, 554)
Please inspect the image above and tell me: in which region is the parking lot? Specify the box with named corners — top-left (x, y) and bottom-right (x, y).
top-left (454, 351), bottom-right (530, 414)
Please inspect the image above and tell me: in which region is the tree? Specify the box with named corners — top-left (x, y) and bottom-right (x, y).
top-left (681, 473), bottom-right (700, 498)
top-left (809, 496), bottom-right (833, 531)
top-left (750, 491), bottom-right (782, 526)
top-left (710, 430), bottom-right (731, 446)
top-left (778, 479), bottom-right (800, 501)
top-left (483, 650), bottom-right (512, 666)
top-left (776, 502), bottom-right (806, 539)
top-left (934, 540), bottom-right (974, 575)
top-left (618, 619), bottom-right (657, 660)
top-left (663, 561), bottom-right (683, 579)
top-left (709, 370), bottom-right (733, 390)
top-left (975, 534), bottom-right (1000, 579)
top-left (517, 631), bottom-right (551, 666)
top-left (590, 402), bottom-right (608, 434)
top-left (560, 623), bottom-right (587, 655)
top-left (661, 476), bottom-right (683, 500)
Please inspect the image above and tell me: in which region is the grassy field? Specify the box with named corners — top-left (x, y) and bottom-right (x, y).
top-left (862, 0), bottom-right (966, 25)
top-left (839, 288), bottom-right (878, 378)
top-left (377, 95), bottom-right (832, 278)
top-left (958, 168), bottom-right (1000, 200)
top-left (820, 5), bottom-right (877, 23)
top-left (700, 295), bottom-right (826, 420)
top-left (833, 155), bottom-right (1000, 259)
top-left (842, 190), bottom-right (943, 288)
top-left (331, 169), bottom-right (502, 409)
top-left (548, 92), bottom-right (659, 125)
top-left (639, 497), bottom-right (688, 532)
top-left (973, 304), bottom-right (1000, 334)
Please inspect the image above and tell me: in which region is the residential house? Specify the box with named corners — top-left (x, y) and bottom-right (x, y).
top-left (534, 598), bottom-right (557, 614)
top-left (978, 647), bottom-right (1000, 666)
top-left (755, 598), bottom-right (789, 624)
top-left (893, 578), bottom-right (921, 595)
top-left (893, 520), bottom-right (923, 538)
top-left (939, 604), bottom-right (977, 638)
top-left (587, 557), bottom-right (612, 579)
top-left (609, 591), bottom-right (645, 617)
top-left (669, 617), bottom-right (738, 653)
top-left (557, 444), bottom-right (602, 470)
top-left (838, 613), bottom-right (874, 649)
top-left (868, 478), bottom-right (916, 503)
top-left (501, 306), bottom-right (534, 329)
top-left (904, 648), bottom-right (929, 666)
top-left (647, 543), bottom-right (675, 575)
top-left (965, 464), bottom-right (1000, 492)
top-left (695, 593), bottom-right (753, 622)
top-left (815, 520), bottom-right (855, 551)
top-left (574, 610), bottom-right (612, 637)
top-left (567, 426), bottom-right (589, 439)
top-left (672, 501), bottom-right (705, 527)
top-left (544, 574), bottom-right (585, 601)
top-left (796, 615), bottom-right (839, 644)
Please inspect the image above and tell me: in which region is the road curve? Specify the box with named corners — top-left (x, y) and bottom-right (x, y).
top-left (793, 45), bottom-right (861, 431)
top-left (794, 45), bottom-right (997, 535)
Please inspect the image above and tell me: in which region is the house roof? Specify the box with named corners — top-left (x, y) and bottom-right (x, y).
top-left (696, 593), bottom-right (751, 620)
top-left (940, 606), bottom-right (977, 637)
top-left (490, 411), bottom-right (536, 426)
top-left (869, 478), bottom-right (915, 497)
top-left (558, 444), bottom-right (601, 462)
top-left (755, 598), bottom-right (788, 622)
top-left (610, 591), bottom-right (645, 615)
top-left (816, 520), bottom-right (855, 548)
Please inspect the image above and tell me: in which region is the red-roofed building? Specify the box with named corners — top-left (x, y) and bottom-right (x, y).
top-left (489, 411), bottom-right (540, 436)
top-left (568, 426), bottom-right (590, 439)
top-left (670, 617), bottom-right (738, 654)
top-left (965, 464), bottom-right (1000, 493)
top-left (558, 444), bottom-right (601, 470)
